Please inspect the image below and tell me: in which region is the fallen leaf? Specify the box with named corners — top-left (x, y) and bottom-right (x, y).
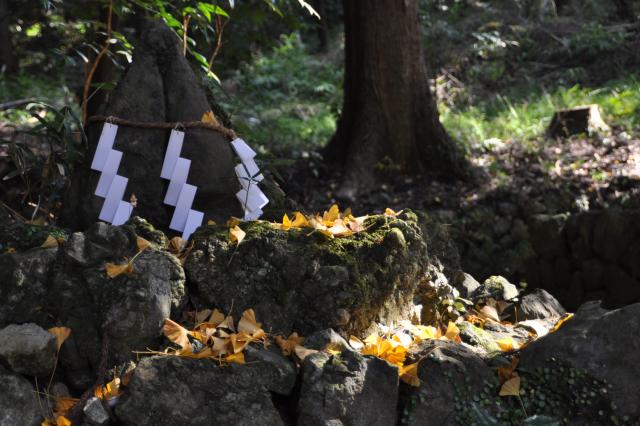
top-left (238, 309), bottom-right (261, 334)
top-left (496, 337), bottom-right (520, 352)
top-left (163, 318), bottom-right (191, 349)
top-left (201, 110), bottom-right (220, 126)
top-left (349, 335), bottom-right (364, 350)
top-left (227, 352), bottom-right (245, 364)
top-left (478, 305), bottom-right (500, 322)
top-left (444, 322), bottom-right (461, 343)
top-left (48, 327), bottom-right (71, 352)
top-left (41, 235), bottom-right (59, 248)
top-left (168, 236), bottom-right (187, 253)
top-left (551, 313), bottom-right (574, 332)
top-left (384, 208), bottom-right (401, 217)
top-left (323, 204), bottom-right (340, 223)
top-left (275, 332), bottom-right (305, 356)
top-left (499, 375), bottom-right (521, 396)
top-left (400, 362), bottom-right (421, 387)
top-left (94, 377), bottom-right (121, 401)
top-left (227, 217), bottom-right (241, 228)
top-left (136, 236), bottom-right (151, 251)
top-left (105, 261), bottom-right (134, 278)
top-left (497, 356), bottom-right (519, 384)
top-left (291, 211), bottom-right (310, 227)
top-left (53, 396), bottom-right (78, 416)
top-left (323, 342), bottom-right (343, 356)
top-left (294, 345), bottom-right (318, 361)
top-left (229, 225), bottom-right (246, 245)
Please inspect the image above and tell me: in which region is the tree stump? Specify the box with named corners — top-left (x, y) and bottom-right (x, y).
top-left (547, 104), bottom-right (610, 138)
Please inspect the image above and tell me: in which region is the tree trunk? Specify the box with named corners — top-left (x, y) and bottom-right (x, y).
top-left (0, 0), bottom-right (17, 74)
top-left (325, 0), bottom-right (467, 196)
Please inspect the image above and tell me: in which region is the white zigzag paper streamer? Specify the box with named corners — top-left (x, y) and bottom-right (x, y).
top-left (230, 138), bottom-right (268, 221)
top-left (91, 123), bottom-right (133, 225)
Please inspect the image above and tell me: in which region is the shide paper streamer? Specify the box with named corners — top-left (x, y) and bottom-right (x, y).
top-left (90, 122), bottom-right (269, 240)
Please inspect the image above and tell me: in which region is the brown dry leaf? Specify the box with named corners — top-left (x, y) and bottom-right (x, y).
top-left (47, 327), bottom-right (71, 352)
top-left (275, 332), bottom-right (305, 356)
top-left (6, 247), bottom-right (16, 254)
top-left (349, 335), bottom-right (364, 350)
top-left (207, 219), bottom-right (217, 226)
top-left (229, 225), bottom-right (246, 245)
top-left (41, 235), bottom-right (59, 248)
top-left (499, 375), bottom-right (521, 397)
top-left (201, 110), bottom-right (220, 126)
top-left (496, 337), bottom-right (520, 352)
top-left (478, 305), bottom-right (500, 323)
top-left (551, 313), bottom-right (574, 333)
top-left (194, 309), bottom-right (213, 324)
top-left (227, 217), bottom-right (241, 228)
top-left (400, 362), bottom-right (421, 387)
top-left (136, 236), bottom-right (151, 251)
top-left (208, 309), bottom-right (226, 326)
top-left (238, 309), bottom-right (261, 334)
top-left (105, 260), bottom-right (134, 278)
top-left (465, 314), bottom-right (486, 328)
top-left (53, 396), bottom-right (78, 417)
top-left (497, 356), bottom-right (519, 384)
top-left (94, 377), bottom-right (121, 401)
top-left (168, 236), bottom-right (187, 253)
top-left (294, 345), bottom-right (318, 361)
top-left (163, 318), bottom-right (191, 349)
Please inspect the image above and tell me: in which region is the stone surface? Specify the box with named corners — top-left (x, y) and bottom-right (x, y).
top-left (471, 275), bottom-right (519, 302)
top-left (83, 397), bottom-right (111, 426)
top-left (509, 289), bottom-right (566, 322)
top-left (520, 301), bottom-right (640, 419)
top-left (0, 323), bottom-right (57, 377)
top-left (61, 20), bottom-right (253, 229)
top-left (0, 366), bottom-right (42, 426)
top-left (297, 349), bottom-right (398, 426)
top-left (452, 271), bottom-right (480, 299)
top-left (0, 221), bottom-right (187, 389)
top-left (115, 345), bottom-right (296, 426)
top-left (303, 328), bottom-right (350, 352)
top-left (458, 322), bottom-right (500, 354)
top-left (185, 211), bottom-right (429, 335)
top-left (399, 340), bottom-right (493, 425)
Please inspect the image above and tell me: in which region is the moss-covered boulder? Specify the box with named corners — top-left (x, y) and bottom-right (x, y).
top-left (184, 210), bottom-right (429, 335)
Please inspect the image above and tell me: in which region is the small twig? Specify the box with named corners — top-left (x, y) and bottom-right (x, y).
top-left (208, 14), bottom-right (229, 69)
top-left (182, 15), bottom-right (191, 57)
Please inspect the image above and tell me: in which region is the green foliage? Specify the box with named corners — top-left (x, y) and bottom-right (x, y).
top-left (207, 34), bottom-right (342, 155)
top-left (441, 76), bottom-right (640, 150)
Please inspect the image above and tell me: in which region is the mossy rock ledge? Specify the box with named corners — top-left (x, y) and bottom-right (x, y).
top-left (185, 210), bottom-right (430, 335)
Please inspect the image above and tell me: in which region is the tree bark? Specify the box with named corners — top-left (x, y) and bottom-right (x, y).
top-left (325, 0), bottom-right (467, 195)
top-left (0, 0), bottom-right (17, 74)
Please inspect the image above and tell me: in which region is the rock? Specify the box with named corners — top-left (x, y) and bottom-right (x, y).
top-left (61, 21), bottom-right (284, 230)
top-left (520, 301), bottom-right (640, 419)
top-left (185, 211), bottom-right (429, 335)
top-left (546, 104), bottom-right (610, 137)
top-left (0, 366), bottom-right (43, 426)
top-left (297, 350), bottom-right (398, 426)
top-left (452, 271), bottom-right (480, 299)
top-left (0, 247), bottom-right (57, 326)
top-left (399, 340), bottom-right (493, 425)
top-left (0, 221), bottom-right (187, 389)
top-left (471, 275), bottom-right (519, 302)
top-left (592, 210), bottom-right (640, 263)
top-left (303, 328), bottom-right (350, 352)
top-left (83, 397), bottom-right (111, 426)
top-left (0, 323), bottom-right (57, 377)
top-left (603, 264), bottom-right (640, 308)
top-left (116, 346), bottom-right (296, 426)
top-left (458, 322), bottom-right (500, 354)
top-left (508, 289), bottom-right (566, 322)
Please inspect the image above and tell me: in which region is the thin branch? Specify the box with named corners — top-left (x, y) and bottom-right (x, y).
top-left (208, 14), bottom-right (229, 69)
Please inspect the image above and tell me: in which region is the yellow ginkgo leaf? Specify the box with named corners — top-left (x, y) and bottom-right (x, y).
top-left (275, 332), bottom-right (305, 356)
top-left (412, 325), bottom-right (438, 341)
top-left (54, 396), bottom-right (78, 416)
top-left (323, 342), bottom-right (343, 356)
top-left (136, 236), bottom-right (151, 251)
top-left (291, 212), bottom-right (310, 228)
top-left (499, 375), bottom-right (521, 396)
top-left (227, 352), bottom-right (245, 364)
top-left (168, 236), bottom-right (187, 253)
top-left (444, 322), bottom-right (461, 343)
top-left (497, 356), bottom-right (519, 384)
top-left (47, 327), bottom-right (71, 352)
top-left (384, 208), bottom-right (399, 217)
top-left (496, 337), bottom-right (520, 352)
top-left (105, 261), bottom-right (134, 278)
top-left (229, 225), bottom-right (246, 245)
top-left (56, 417), bottom-right (72, 426)
top-left (238, 309), bottom-right (261, 334)
top-left (400, 362), bottom-right (421, 387)
top-left (349, 336), bottom-right (364, 350)
top-left (322, 204), bottom-right (340, 223)
top-left (163, 318), bottom-right (191, 349)
top-left (41, 235), bottom-right (59, 248)
top-left (551, 313), bottom-right (574, 333)
top-left (281, 213), bottom-right (292, 230)
top-left (94, 377), bottom-right (121, 401)
top-left (227, 217), bottom-right (241, 228)
top-left (201, 110), bottom-right (220, 126)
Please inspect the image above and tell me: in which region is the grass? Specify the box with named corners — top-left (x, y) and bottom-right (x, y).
top-left (440, 75), bottom-right (640, 151)
top-left (0, 74), bottom-right (75, 124)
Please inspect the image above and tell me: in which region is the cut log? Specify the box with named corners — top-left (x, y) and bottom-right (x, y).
top-left (547, 104), bottom-right (610, 138)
